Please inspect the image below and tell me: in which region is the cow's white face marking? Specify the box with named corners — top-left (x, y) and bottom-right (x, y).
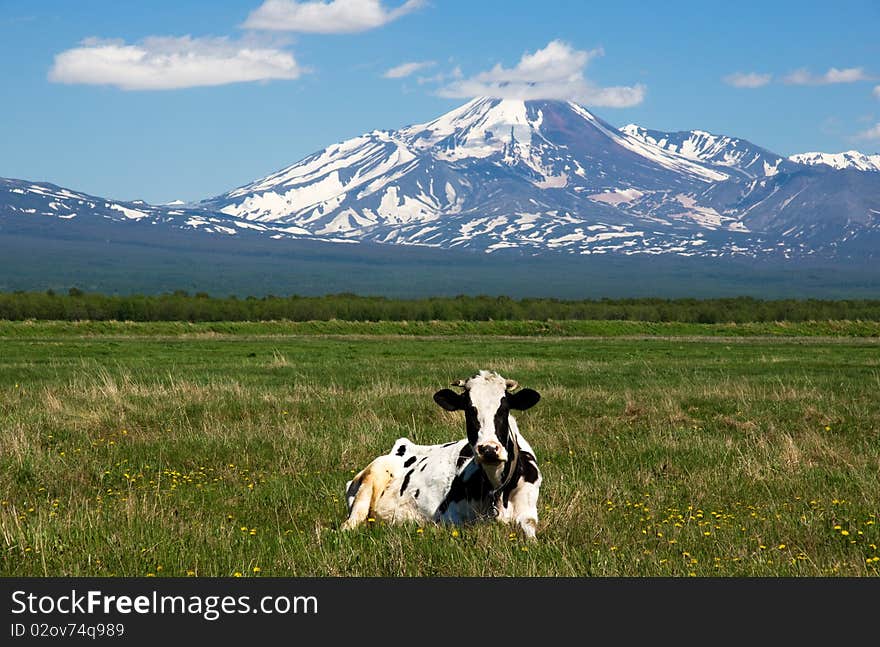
top-left (463, 371), bottom-right (510, 465)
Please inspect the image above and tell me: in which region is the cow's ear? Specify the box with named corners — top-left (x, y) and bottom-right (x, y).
top-left (507, 388), bottom-right (540, 411)
top-left (434, 389), bottom-right (466, 411)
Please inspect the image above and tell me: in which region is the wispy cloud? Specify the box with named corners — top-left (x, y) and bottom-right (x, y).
top-left (723, 71), bottom-right (772, 88)
top-left (435, 40), bottom-right (645, 108)
top-left (48, 35), bottom-right (302, 90)
top-left (243, 0), bottom-right (424, 33)
top-left (855, 122), bottom-right (880, 141)
top-left (417, 65), bottom-right (462, 85)
top-left (783, 66), bottom-right (873, 85)
top-left (383, 60), bottom-right (435, 79)
top-left (874, 85), bottom-right (880, 100)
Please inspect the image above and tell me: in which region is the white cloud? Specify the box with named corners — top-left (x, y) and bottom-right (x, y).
top-left (417, 65), bottom-right (462, 85)
top-left (855, 122), bottom-right (880, 141)
top-left (383, 60), bottom-right (435, 79)
top-left (243, 0), bottom-right (424, 33)
top-left (723, 71), bottom-right (771, 88)
top-left (49, 35), bottom-right (302, 90)
top-left (783, 66), bottom-right (873, 85)
top-left (435, 40), bottom-right (646, 108)
top-left (874, 85), bottom-right (880, 99)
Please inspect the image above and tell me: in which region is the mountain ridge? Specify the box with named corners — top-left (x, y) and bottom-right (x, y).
top-left (3, 97), bottom-right (880, 262)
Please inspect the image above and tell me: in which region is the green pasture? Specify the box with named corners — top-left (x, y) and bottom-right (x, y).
top-left (1, 322), bottom-right (877, 576)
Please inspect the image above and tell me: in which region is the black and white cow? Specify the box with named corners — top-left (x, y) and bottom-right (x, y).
top-left (342, 370), bottom-right (542, 538)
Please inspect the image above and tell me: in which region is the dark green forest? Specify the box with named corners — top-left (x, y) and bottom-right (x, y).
top-left (2, 290), bottom-right (880, 323)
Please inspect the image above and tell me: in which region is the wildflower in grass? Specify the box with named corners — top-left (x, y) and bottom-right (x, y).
top-left (249, 528), bottom-right (257, 535)
top-left (233, 572), bottom-right (242, 577)
top-left (186, 570), bottom-right (196, 576)
top-left (778, 544), bottom-right (786, 549)
top-left (367, 518), bottom-right (376, 524)
top-left (841, 530), bottom-right (850, 536)
top-left (416, 528), bottom-right (424, 534)
top-left (253, 567), bottom-right (261, 573)
top-left (451, 529), bottom-right (460, 538)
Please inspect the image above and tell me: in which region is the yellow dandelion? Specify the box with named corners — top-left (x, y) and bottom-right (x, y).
top-left (778, 544), bottom-right (786, 549)
top-left (416, 528), bottom-right (424, 534)
top-left (233, 572), bottom-right (242, 577)
top-left (841, 530), bottom-right (850, 536)
top-left (253, 567), bottom-right (261, 573)
top-left (186, 570), bottom-right (196, 576)
top-left (451, 529), bottom-right (460, 538)
top-left (367, 517), bottom-right (376, 523)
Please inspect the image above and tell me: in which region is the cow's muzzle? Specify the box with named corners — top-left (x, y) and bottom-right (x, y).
top-left (476, 443), bottom-right (506, 464)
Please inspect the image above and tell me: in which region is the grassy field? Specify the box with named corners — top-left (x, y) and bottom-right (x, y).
top-left (1, 322), bottom-right (878, 577)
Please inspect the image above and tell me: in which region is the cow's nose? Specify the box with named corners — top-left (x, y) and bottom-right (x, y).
top-left (477, 444), bottom-right (498, 459)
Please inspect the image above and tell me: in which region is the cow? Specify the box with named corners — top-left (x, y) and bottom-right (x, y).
top-left (342, 370), bottom-right (543, 538)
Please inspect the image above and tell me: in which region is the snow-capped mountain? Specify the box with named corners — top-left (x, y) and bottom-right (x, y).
top-left (202, 97), bottom-right (738, 242)
top-left (199, 97), bottom-right (880, 257)
top-left (4, 97), bottom-right (880, 261)
top-left (199, 98), bottom-right (757, 255)
top-left (788, 150), bottom-right (880, 172)
top-left (620, 124), bottom-right (793, 179)
top-left (0, 177), bottom-right (350, 245)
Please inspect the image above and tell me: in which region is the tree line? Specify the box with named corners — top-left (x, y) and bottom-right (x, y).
top-left (0, 289), bottom-right (879, 323)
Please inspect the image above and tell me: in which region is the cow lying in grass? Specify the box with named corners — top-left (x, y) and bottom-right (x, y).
top-left (342, 370), bottom-right (542, 538)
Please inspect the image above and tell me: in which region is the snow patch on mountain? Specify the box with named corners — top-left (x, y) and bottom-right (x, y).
top-left (788, 150), bottom-right (880, 172)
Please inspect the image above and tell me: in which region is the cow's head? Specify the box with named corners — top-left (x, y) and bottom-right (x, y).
top-left (433, 371), bottom-right (540, 482)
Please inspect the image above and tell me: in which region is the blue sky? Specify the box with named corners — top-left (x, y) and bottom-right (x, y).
top-left (2, 0), bottom-right (878, 203)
